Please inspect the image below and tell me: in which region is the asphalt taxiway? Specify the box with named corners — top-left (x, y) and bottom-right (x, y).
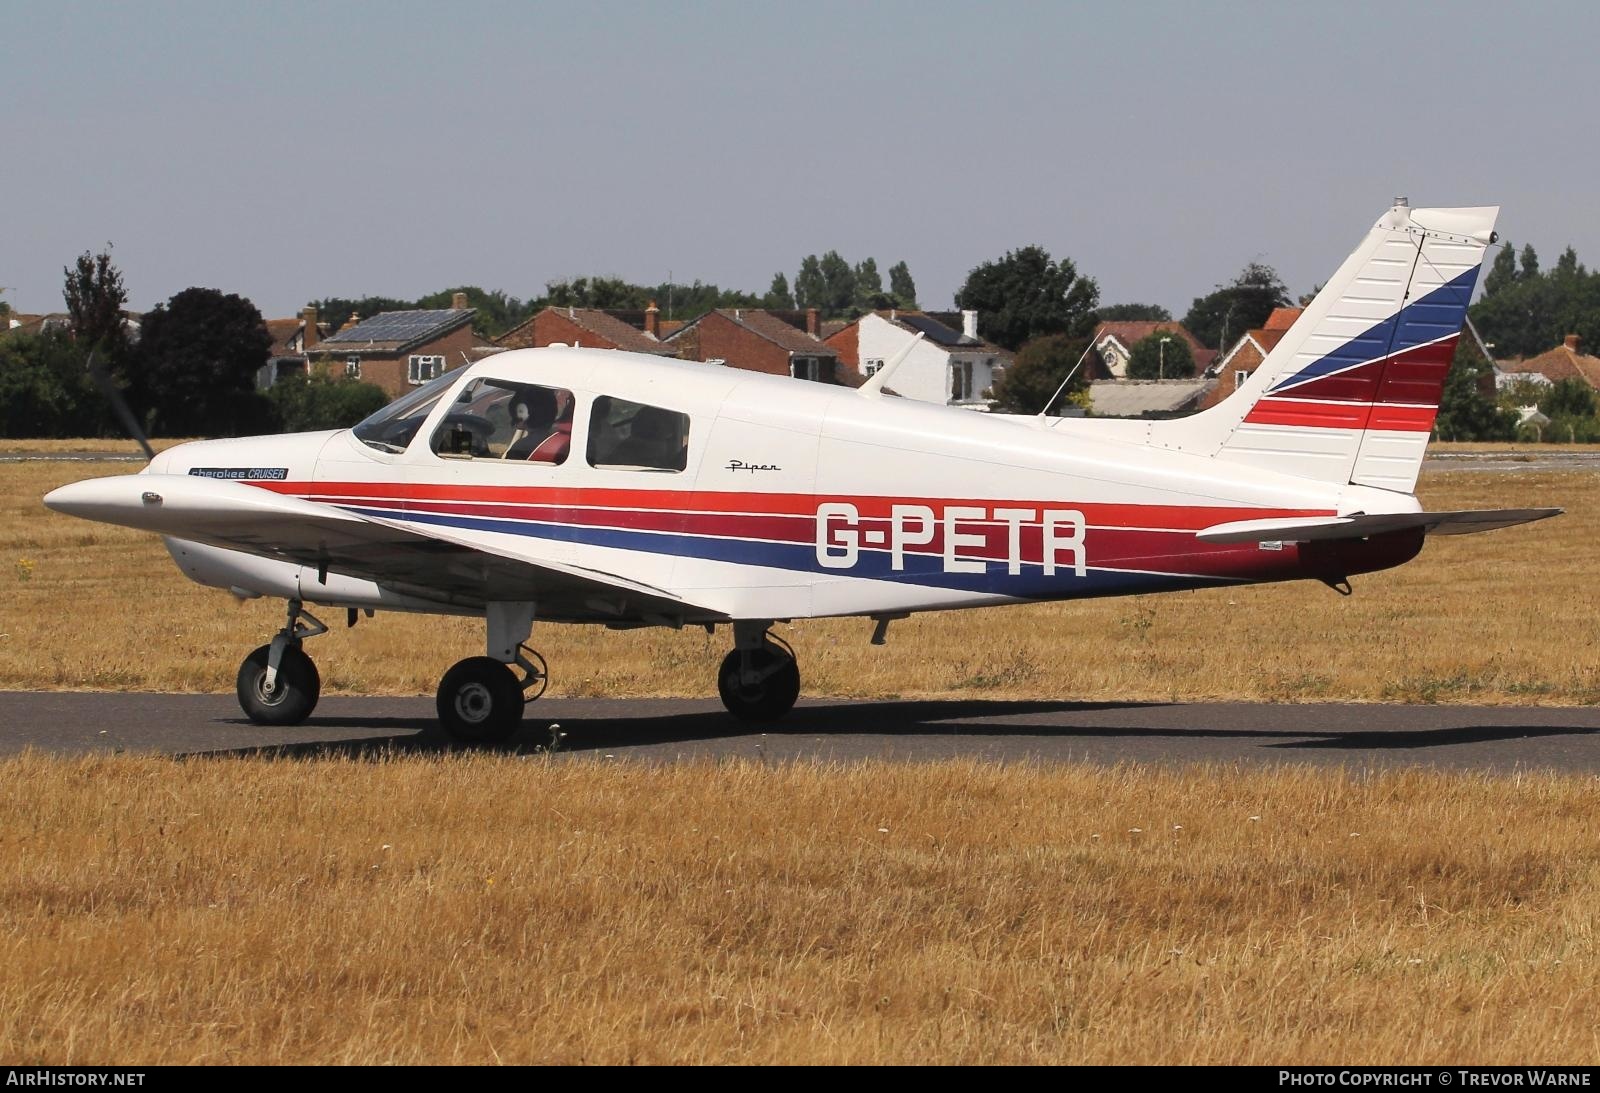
top-left (1, 692), bottom-right (1595, 772)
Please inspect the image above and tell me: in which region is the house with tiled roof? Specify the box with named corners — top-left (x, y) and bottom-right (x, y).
top-left (309, 293), bottom-right (482, 398)
top-left (665, 307), bottom-right (846, 385)
top-left (1195, 307), bottom-right (1304, 410)
top-left (826, 309), bottom-right (1010, 409)
top-left (1085, 320), bottom-right (1215, 381)
top-left (1495, 334), bottom-right (1600, 393)
top-left (497, 303), bottom-right (677, 356)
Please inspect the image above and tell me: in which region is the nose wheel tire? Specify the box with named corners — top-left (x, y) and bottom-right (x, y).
top-left (437, 656), bottom-right (525, 745)
top-left (717, 647), bottom-right (800, 722)
top-left (236, 644), bottom-right (321, 726)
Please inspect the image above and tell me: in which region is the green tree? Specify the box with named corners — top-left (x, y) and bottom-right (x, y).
top-left (1470, 242), bottom-right (1600, 359)
top-left (129, 288), bottom-right (273, 437)
top-left (954, 245), bottom-right (1099, 352)
top-left (1096, 302), bottom-right (1171, 322)
top-left (649, 279), bottom-right (759, 317)
top-left (794, 255), bottom-right (825, 311)
top-left (1482, 242), bottom-right (1518, 298)
top-left (543, 276), bottom-right (648, 310)
top-left (1537, 377), bottom-right (1597, 419)
top-left (852, 257), bottom-right (883, 312)
top-left (1125, 332), bottom-right (1195, 379)
top-left (311, 295), bottom-right (413, 329)
top-left (989, 334), bottom-right (1089, 414)
top-left (1435, 338), bottom-right (1514, 441)
top-left (1181, 261), bottom-right (1291, 350)
top-left (62, 246), bottom-right (129, 355)
top-left (0, 329), bottom-right (111, 438)
top-left (818, 251), bottom-right (856, 316)
top-left (888, 261), bottom-right (918, 308)
top-left (413, 286), bottom-right (532, 339)
top-left (764, 273), bottom-right (794, 309)
top-left (266, 372), bottom-right (389, 432)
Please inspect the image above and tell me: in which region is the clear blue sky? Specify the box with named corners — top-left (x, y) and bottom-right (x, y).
top-left (4, 0), bottom-right (1595, 321)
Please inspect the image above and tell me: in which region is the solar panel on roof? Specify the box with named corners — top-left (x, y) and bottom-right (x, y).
top-left (324, 310), bottom-right (465, 344)
top-left (895, 313), bottom-right (971, 347)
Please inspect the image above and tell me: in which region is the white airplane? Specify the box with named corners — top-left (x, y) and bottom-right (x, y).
top-left (45, 200), bottom-right (1557, 743)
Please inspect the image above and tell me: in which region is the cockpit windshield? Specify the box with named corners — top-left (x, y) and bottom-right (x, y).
top-left (351, 367), bottom-right (466, 453)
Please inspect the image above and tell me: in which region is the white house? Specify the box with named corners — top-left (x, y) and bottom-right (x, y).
top-left (825, 310), bottom-right (1009, 410)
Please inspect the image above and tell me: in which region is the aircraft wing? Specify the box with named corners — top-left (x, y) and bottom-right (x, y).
top-left (43, 473), bottom-right (717, 622)
top-left (1195, 508), bottom-right (1563, 545)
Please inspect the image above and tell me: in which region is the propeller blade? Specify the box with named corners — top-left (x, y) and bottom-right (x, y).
top-left (85, 350), bottom-right (155, 461)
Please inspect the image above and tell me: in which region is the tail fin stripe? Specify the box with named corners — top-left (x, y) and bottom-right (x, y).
top-left (1267, 266), bottom-right (1478, 394)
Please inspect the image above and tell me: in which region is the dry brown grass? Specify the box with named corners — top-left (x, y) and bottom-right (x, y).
top-left (0, 456), bottom-right (1593, 703)
top-left (0, 438), bottom-right (194, 454)
top-left (0, 753), bottom-right (1593, 1064)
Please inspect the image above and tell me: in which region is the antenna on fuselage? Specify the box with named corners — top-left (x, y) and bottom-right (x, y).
top-left (857, 331), bottom-right (924, 399)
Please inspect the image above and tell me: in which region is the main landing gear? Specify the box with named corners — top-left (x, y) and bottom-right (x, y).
top-left (433, 601), bottom-right (546, 746)
top-left (234, 602), bottom-right (803, 739)
top-left (717, 621), bottom-right (800, 722)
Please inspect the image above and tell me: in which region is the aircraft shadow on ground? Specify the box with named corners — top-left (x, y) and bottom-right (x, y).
top-left (181, 697), bottom-right (1600, 762)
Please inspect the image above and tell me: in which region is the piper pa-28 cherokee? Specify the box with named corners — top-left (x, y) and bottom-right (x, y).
top-left (45, 200), bottom-right (1559, 743)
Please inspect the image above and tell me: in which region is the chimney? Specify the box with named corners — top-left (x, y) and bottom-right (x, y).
top-left (347, 311), bottom-right (360, 331)
top-left (962, 310), bottom-right (978, 339)
top-left (644, 300), bottom-right (660, 339)
top-left (806, 307), bottom-right (819, 337)
top-left (301, 305), bottom-right (319, 350)
top-left (452, 291), bottom-right (468, 310)
top-left (1564, 333), bottom-right (1582, 353)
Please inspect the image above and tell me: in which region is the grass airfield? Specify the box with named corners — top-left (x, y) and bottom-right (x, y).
top-left (0, 446), bottom-right (1595, 1063)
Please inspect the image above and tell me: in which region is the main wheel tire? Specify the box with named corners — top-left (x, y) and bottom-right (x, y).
top-left (717, 646), bottom-right (800, 722)
top-left (236, 644), bottom-right (321, 726)
top-left (436, 656), bottom-right (525, 745)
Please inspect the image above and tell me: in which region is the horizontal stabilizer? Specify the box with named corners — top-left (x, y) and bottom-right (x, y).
top-left (1196, 508), bottom-right (1562, 544)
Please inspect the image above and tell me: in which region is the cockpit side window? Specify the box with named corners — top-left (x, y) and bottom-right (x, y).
top-left (586, 396), bottom-right (689, 472)
top-left (352, 366), bottom-right (466, 453)
top-left (429, 378), bottom-right (576, 465)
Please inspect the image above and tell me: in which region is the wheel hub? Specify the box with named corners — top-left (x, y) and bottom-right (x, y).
top-left (254, 673), bottom-right (286, 705)
top-left (454, 681), bottom-right (494, 724)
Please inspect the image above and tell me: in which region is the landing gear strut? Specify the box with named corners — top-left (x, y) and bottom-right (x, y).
top-left (236, 599), bottom-right (325, 725)
top-left (435, 601), bottom-right (547, 746)
top-left (718, 621), bottom-right (800, 722)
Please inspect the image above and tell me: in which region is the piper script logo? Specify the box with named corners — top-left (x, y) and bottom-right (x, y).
top-left (814, 503), bottom-right (1086, 575)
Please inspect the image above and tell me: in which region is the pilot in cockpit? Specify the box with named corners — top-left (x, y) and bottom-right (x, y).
top-left (504, 389), bottom-right (556, 460)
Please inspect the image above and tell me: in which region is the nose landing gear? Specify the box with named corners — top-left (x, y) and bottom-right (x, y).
top-left (236, 599), bottom-right (326, 725)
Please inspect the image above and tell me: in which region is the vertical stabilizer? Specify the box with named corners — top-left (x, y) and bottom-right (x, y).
top-left (1148, 202), bottom-right (1498, 494)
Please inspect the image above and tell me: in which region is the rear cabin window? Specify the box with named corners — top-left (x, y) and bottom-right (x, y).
top-left (587, 396), bottom-right (689, 472)
top-left (429, 378), bottom-right (576, 465)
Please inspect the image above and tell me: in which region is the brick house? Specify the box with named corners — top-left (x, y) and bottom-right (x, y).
top-left (665, 308), bottom-right (847, 384)
top-left (1195, 307), bottom-right (1304, 410)
top-left (256, 305), bottom-right (340, 390)
top-left (1085, 321), bottom-right (1215, 381)
top-left (1495, 334), bottom-right (1600, 393)
top-left (497, 303), bottom-right (677, 356)
top-left (826, 309), bottom-right (1010, 409)
top-left (311, 293), bottom-right (481, 398)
